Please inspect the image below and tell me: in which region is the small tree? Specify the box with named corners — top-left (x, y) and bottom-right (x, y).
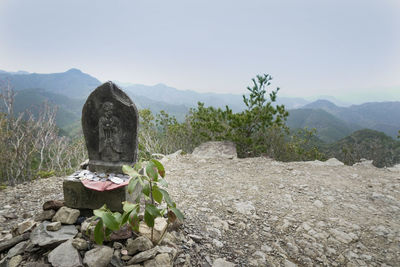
top-left (229, 74), bottom-right (289, 157)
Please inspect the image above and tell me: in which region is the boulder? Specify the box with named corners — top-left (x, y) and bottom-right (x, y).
top-left (192, 141), bottom-right (237, 159)
top-left (48, 240), bottom-right (83, 267)
top-left (52, 207), bottom-right (80, 224)
top-left (30, 221), bottom-right (78, 247)
top-left (83, 246), bottom-right (114, 267)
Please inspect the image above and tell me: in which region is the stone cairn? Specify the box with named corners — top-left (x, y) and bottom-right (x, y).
top-left (0, 82), bottom-right (183, 267)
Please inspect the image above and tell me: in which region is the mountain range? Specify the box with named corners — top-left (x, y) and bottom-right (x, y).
top-left (0, 68), bottom-right (399, 142)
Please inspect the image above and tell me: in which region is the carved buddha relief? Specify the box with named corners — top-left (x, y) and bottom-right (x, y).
top-left (99, 102), bottom-right (121, 161)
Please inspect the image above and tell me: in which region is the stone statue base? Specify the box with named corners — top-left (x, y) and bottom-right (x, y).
top-left (88, 160), bottom-right (133, 174)
top-left (63, 177), bottom-right (134, 212)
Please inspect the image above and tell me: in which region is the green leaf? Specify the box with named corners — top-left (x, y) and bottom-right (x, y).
top-left (122, 165), bottom-right (139, 177)
top-left (105, 227), bottom-right (113, 238)
top-left (122, 202), bottom-right (138, 213)
top-left (137, 176), bottom-right (145, 187)
top-left (151, 159), bottom-right (165, 177)
top-left (146, 162), bottom-right (158, 181)
top-left (145, 203), bottom-right (161, 217)
top-left (158, 178), bottom-right (168, 188)
top-left (113, 212), bottom-right (122, 225)
top-left (129, 211), bottom-right (140, 232)
top-left (170, 207), bottom-right (184, 221)
top-left (127, 178), bottom-right (138, 194)
top-left (142, 183), bottom-right (150, 197)
top-left (152, 186), bottom-right (163, 204)
top-left (101, 212), bottom-right (120, 231)
top-left (93, 208), bottom-right (107, 218)
top-left (144, 210), bottom-right (155, 228)
top-left (94, 219), bottom-right (104, 245)
top-left (160, 208), bottom-right (167, 216)
top-left (159, 188), bottom-right (174, 207)
top-left (121, 211), bottom-right (130, 226)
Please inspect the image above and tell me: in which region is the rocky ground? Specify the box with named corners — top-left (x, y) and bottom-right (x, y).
top-left (1, 142), bottom-right (400, 266)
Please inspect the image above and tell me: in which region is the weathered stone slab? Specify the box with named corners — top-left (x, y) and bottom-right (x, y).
top-left (30, 221), bottom-right (77, 247)
top-left (63, 178), bottom-right (133, 212)
top-left (82, 81), bottom-right (138, 173)
top-left (48, 239), bottom-right (83, 267)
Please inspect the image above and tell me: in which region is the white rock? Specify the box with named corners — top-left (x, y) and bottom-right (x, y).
top-left (324, 158), bottom-right (344, 166)
top-left (234, 201), bottom-right (255, 215)
top-left (17, 219), bottom-right (36, 234)
top-left (212, 258), bottom-right (235, 267)
top-left (284, 259), bottom-right (298, 267)
top-left (261, 244), bottom-right (273, 252)
top-left (8, 255), bottom-right (22, 267)
top-left (213, 239), bottom-right (224, 248)
top-left (313, 200), bottom-right (324, 208)
top-left (52, 207), bottom-right (80, 225)
top-left (329, 229), bottom-right (354, 244)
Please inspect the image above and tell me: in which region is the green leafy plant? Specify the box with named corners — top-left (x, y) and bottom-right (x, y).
top-left (92, 159), bottom-right (184, 245)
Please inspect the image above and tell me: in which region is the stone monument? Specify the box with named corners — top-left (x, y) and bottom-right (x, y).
top-left (82, 81), bottom-right (138, 173)
top-left (63, 82), bottom-right (138, 212)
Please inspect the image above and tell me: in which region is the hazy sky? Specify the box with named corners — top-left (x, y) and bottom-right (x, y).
top-left (0, 0), bottom-right (399, 100)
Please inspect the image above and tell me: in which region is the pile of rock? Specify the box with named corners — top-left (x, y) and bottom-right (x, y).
top-left (0, 200), bottom-right (184, 267)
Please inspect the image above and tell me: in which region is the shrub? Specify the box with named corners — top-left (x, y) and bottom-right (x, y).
top-left (92, 159), bottom-right (183, 245)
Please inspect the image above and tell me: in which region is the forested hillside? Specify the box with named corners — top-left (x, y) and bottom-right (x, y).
top-left (286, 108), bottom-right (359, 143)
top-left (303, 100), bottom-right (400, 138)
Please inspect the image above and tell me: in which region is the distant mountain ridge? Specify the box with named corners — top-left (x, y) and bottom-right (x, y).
top-left (0, 68), bottom-right (101, 98)
top-left (1, 68), bottom-right (399, 142)
top-left (286, 108), bottom-right (359, 143)
top-left (301, 100), bottom-right (400, 139)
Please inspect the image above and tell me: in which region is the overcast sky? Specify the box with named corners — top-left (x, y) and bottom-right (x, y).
top-left (0, 0), bottom-right (399, 101)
